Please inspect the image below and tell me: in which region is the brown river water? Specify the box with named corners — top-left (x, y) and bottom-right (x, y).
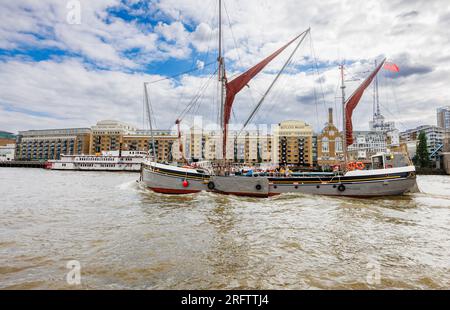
top-left (0, 168), bottom-right (449, 289)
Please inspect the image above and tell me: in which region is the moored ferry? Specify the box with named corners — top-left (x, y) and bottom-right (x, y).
top-left (45, 150), bottom-right (147, 171)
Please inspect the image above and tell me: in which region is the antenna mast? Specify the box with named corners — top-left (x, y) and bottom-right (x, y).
top-left (373, 59), bottom-right (380, 122)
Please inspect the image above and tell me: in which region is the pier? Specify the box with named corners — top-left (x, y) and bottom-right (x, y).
top-left (0, 161), bottom-right (45, 168)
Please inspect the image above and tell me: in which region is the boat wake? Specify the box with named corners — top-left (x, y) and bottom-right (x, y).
top-left (117, 180), bottom-right (139, 191)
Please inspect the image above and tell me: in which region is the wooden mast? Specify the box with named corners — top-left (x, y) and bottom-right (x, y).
top-left (340, 64), bottom-right (348, 169)
top-left (218, 0), bottom-right (226, 161)
top-left (144, 82), bottom-right (157, 160)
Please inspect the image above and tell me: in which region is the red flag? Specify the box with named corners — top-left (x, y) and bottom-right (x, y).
top-left (383, 62), bottom-right (399, 72)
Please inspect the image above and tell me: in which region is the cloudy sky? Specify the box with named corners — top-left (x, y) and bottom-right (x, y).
top-left (0, 0), bottom-right (449, 134)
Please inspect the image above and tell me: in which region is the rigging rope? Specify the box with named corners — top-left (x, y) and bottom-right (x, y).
top-left (177, 68), bottom-right (218, 121)
top-left (146, 61), bottom-right (216, 85)
top-left (309, 31), bottom-right (327, 114)
top-left (224, 0), bottom-right (259, 123)
top-left (239, 28), bottom-right (310, 133)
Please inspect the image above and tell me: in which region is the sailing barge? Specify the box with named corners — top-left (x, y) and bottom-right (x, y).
top-left (140, 0), bottom-right (417, 198)
top-left (141, 153), bottom-right (416, 198)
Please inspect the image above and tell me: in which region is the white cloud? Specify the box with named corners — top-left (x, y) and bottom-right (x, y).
top-left (0, 0), bottom-right (449, 134)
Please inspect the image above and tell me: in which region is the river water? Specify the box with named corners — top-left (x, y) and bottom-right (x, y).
top-left (0, 168), bottom-right (449, 289)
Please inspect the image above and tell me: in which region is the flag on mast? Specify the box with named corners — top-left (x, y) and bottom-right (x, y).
top-left (383, 62), bottom-right (399, 72)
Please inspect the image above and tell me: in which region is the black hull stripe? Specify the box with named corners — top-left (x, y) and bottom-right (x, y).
top-left (271, 176), bottom-right (412, 186)
top-left (145, 167), bottom-right (209, 180)
top-left (269, 172), bottom-right (411, 183)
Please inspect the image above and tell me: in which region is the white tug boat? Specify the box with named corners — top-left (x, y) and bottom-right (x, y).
top-left (140, 0), bottom-right (418, 198)
top-left (45, 150), bottom-right (147, 171)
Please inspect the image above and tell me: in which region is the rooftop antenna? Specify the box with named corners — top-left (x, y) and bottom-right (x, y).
top-left (340, 63), bottom-right (348, 169)
top-left (373, 59), bottom-right (380, 122)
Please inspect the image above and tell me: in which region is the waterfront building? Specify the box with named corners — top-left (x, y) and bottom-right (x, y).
top-left (170, 138), bottom-right (183, 161)
top-left (0, 143), bottom-right (15, 161)
top-left (201, 130), bottom-right (240, 162)
top-left (317, 108), bottom-right (344, 168)
top-left (203, 131), bottom-right (217, 161)
top-left (124, 129), bottom-right (176, 162)
top-left (235, 132), bottom-right (246, 163)
top-left (15, 128), bottom-right (92, 161)
top-left (190, 126), bottom-right (204, 161)
top-left (244, 131), bottom-right (272, 164)
top-left (400, 125), bottom-right (444, 160)
top-left (91, 120), bottom-right (177, 162)
top-left (405, 141), bottom-right (417, 159)
top-left (311, 135), bottom-right (318, 167)
top-left (0, 131), bottom-right (16, 146)
top-left (90, 120), bottom-right (137, 154)
top-left (386, 129), bottom-right (400, 147)
top-left (442, 131), bottom-right (450, 174)
top-left (347, 131), bottom-right (387, 160)
top-left (273, 120), bottom-right (313, 167)
top-left (437, 106), bottom-right (450, 130)
top-left (200, 130), bottom-right (272, 164)
top-left (444, 130), bottom-right (450, 152)
top-left (245, 132), bottom-right (258, 164)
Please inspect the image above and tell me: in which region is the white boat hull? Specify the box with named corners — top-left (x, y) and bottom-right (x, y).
top-left (140, 162), bottom-right (209, 194)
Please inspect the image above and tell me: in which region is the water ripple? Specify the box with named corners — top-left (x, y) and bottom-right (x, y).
top-left (0, 168), bottom-right (449, 289)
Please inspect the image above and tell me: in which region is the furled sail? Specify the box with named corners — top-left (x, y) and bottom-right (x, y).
top-left (345, 58), bottom-right (386, 146)
top-left (222, 33), bottom-right (304, 156)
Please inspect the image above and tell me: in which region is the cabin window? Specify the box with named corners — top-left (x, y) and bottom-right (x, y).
top-left (372, 155), bottom-right (384, 170)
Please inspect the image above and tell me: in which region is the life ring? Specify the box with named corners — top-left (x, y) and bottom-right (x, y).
top-left (255, 184), bottom-right (262, 191)
top-left (386, 164), bottom-right (393, 168)
top-left (207, 181), bottom-right (215, 190)
top-left (346, 162), bottom-right (355, 171)
top-left (355, 162), bottom-right (365, 170)
top-left (337, 184), bottom-right (346, 192)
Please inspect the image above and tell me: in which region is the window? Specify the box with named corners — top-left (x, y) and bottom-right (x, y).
top-left (335, 137), bottom-right (343, 152)
top-left (322, 137), bottom-right (329, 153)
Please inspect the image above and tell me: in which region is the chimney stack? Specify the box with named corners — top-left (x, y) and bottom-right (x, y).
top-left (328, 108), bottom-right (333, 124)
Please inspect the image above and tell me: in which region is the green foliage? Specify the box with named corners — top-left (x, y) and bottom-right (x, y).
top-left (257, 142), bottom-right (262, 163)
top-left (416, 131), bottom-right (430, 168)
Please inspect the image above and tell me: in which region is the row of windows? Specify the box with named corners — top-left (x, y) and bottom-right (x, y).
top-left (20, 143), bottom-right (79, 147)
top-left (21, 147), bottom-right (75, 150)
top-left (78, 157), bottom-right (115, 161)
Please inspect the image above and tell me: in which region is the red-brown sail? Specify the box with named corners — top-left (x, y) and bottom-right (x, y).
top-left (345, 58), bottom-right (386, 146)
top-left (222, 33), bottom-right (304, 157)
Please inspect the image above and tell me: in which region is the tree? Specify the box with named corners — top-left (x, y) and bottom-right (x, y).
top-left (416, 131), bottom-right (430, 168)
top-left (257, 141), bottom-right (262, 163)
